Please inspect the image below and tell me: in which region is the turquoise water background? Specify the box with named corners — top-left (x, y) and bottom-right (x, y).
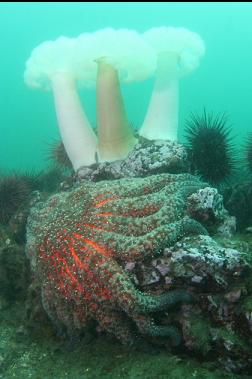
top-left (0, 2), bottom-right (252, 173)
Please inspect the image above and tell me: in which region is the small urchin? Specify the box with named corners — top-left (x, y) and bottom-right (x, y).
top-left (0, 175), bottom-right (30, 224)
top-left (245, 133), bottom-right (252, 174)
top-left (47, 140), bottom-right (72, 169)
top-left (184, 109), bottom-right (236, 185)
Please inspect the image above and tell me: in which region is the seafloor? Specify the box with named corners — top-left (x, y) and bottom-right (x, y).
top-left (1, 233), bottom-right (252, 379)
top-left (1, 299), bottom-right (251, 379)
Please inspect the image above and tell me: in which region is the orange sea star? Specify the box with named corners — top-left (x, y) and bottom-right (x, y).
top-left (26, 173), bottom-right (207, 345)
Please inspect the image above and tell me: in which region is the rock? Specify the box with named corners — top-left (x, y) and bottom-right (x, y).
top-left (76, 139), bottom-right (189, 181)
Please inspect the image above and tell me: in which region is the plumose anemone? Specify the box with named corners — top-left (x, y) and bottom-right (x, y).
top-left (24, 36), bottom-right (98, 171)
top-left (184, 109), bottom-right (236, 185)
top-left (139, 27), bottom-right (205, 142)
top-left (24, 28), bottom-right (155, 169)
top-left (24, 27), bottom-right (205, 171)
top-left (88, 28), bottom-right (155, 162)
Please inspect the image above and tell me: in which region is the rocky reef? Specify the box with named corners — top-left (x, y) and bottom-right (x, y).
top-left (1, 141), bottom-right (252, 375)
top-left (76, 139), bottom-right (189, 181)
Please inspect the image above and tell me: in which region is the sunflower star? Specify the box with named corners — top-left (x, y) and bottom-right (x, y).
top-left (26, 173), bottom-right (208, 346)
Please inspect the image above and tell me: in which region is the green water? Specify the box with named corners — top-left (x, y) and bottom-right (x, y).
top-left (1, 2), bottom-right (252, 172)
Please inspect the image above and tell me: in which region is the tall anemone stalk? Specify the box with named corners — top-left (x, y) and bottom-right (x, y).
top-left (139, 26), bottom-right (205, 142)
top-left (184, 109), bottom-right (236, 185)
top-left (51, 72), bottom-right (98, 170)
top-left (139, 51), bottom-right (179, 141)
top-left (96, 58), bottom-right (137, 162)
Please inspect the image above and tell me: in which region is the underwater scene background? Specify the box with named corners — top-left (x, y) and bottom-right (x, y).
top-left (2, 3), bottom-right (252, 379)
top-left (0, 2), bottom-right (252, 172)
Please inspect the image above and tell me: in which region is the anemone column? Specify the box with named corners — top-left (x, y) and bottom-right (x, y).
top-left (139, 52), bottom-right (179, 142)
top-left (96, 59), bottom-right (137, 162)
top-left (51, 72), bottom-right (98, 171)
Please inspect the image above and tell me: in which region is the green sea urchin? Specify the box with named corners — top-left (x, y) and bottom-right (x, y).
top-left (245, 133), bottom-right (252, 174)
top-left (184, 109), bottom-right (236, 185)
top-left (0, 175), bottom-right (30, 224)
top-left (47, 140), bottom-right (72, 169)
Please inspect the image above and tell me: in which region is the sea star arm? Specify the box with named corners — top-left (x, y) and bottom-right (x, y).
top-left (76, 217), bottom-right (207, 262)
